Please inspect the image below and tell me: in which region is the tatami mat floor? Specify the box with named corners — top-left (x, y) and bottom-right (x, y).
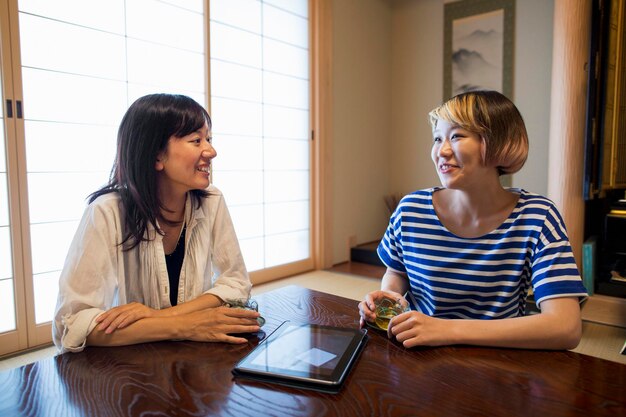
top-left (252, 269), bottom-right (381, 301)
top-left (1, 264), bottom-right (624, 371)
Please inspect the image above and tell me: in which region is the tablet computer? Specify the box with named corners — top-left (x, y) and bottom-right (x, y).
top-left (232, 321), bottom-right (367, 393)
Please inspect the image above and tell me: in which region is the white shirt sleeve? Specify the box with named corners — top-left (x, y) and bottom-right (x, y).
top-left (52, 189), bottom-right (252, 353)
top-left (203, 191), bottom-right (252, 303)
top-left (53, 198), bottom-right (121, 353)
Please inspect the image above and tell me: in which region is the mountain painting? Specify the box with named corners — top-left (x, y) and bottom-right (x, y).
top-left (452, 9), bottom-right (504, 96)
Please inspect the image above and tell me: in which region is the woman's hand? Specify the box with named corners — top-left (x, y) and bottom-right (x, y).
top-left (96, 302), bottom-right (159, 334)
top-left (358, 290), bottom-right (406, 328)
top-left (181, 306), bottom-right (260, 344)
top-left (388, 311), bottom-right (449, 347)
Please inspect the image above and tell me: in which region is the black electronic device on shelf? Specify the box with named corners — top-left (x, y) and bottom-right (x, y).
top-left (597, 199), bottom-right (626, 297)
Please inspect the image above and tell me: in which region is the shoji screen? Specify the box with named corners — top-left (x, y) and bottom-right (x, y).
top-left (209, 0), bottom-right (311, 274)
top-left (17, 0), bottom-right (207, 326)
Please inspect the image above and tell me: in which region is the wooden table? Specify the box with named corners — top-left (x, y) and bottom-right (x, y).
top-left (1, 285), bottom-right (624, 416)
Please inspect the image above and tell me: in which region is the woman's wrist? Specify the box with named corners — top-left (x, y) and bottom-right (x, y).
top-left (152, 308), bottom-right (168, 319)
top-left (444, 319), bottom-right (463, 345)
top-left (163, 314), bottom-right (187, 340)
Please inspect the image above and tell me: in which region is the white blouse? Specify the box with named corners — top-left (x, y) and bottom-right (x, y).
top-left (53, 185), bottom-right (251, 353)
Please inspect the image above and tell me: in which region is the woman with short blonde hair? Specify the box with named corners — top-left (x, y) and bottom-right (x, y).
top-left (428, 90), bottom-right (529, 175)
top-left (360, 90), bottom-right (587, 350)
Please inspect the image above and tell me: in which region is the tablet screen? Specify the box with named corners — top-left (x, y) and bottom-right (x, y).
top-left (233, 322), bottom-right (367, 387)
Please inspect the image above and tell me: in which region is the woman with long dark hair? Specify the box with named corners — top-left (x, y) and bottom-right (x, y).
top-left (54, 94), bottom-right (259, 353)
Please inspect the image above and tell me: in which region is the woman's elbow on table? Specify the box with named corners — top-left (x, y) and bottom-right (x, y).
top-left (559, 316), bottom-right (583, 350)
top-left (539, 297), bottom-right (583, 350)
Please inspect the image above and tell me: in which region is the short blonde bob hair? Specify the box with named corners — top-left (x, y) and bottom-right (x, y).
top-left (428, 90), bottom-right (529, 175)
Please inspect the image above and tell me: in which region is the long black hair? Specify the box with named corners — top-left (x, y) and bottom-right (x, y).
top-left (89, 94), bottom-right (212, 250)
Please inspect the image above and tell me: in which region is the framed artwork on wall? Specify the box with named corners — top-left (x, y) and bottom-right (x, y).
top-left (443, 0), bottom-right (515, 101)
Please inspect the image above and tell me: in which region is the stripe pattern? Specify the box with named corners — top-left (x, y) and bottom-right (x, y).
top-left (377, 188), bottom-right (588, 319)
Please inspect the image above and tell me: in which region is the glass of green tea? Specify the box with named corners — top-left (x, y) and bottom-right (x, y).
top-left (372, 297), bottom-right (409, 331)
top-left (225, 298), bottom-right (266, 327)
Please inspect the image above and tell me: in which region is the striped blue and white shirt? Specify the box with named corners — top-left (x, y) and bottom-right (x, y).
top-left (377, 188), bottom-right (588, 319)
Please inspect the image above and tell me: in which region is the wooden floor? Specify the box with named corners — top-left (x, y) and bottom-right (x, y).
top-left (328, 261), bottom-right (385, 278)
top-left (580, 294), bottom-right (626, 328)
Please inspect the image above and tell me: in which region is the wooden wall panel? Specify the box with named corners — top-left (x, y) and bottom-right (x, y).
top-left (548, 0), bottom-right (593, 268)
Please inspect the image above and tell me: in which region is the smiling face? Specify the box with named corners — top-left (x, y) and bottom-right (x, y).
top-left (155, 122), bottom-right (215, 198)
top-left (431, 119), bottom-right (498, 190)
top-left (428, 91), bottom-right (529, 177)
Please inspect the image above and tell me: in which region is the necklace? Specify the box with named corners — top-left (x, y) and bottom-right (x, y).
top-left (165, 221), bottom-right (186, 257)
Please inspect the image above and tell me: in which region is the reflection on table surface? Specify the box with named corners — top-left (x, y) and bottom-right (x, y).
top-left (0, 285), bottom-right (624, 417)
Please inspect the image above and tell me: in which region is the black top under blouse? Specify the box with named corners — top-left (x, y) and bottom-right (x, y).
top-left (165, 224), bottom-right (186, 307)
